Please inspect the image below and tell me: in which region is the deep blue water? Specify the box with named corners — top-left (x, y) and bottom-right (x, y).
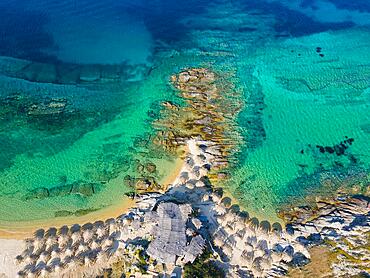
top-left (0, 0), bottom-right (366, 64)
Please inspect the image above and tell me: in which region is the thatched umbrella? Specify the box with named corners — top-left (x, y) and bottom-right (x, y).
top-left (91, 240), bottom-right (100, 250)
top-left (24, 239), bottom-right (34, 250)
top-left (221, 197), bottom-right (232, 208)
top-left (249, 217), bottom-right (259, 231)
top-left (238, 211), bottom-right (250, 223)
top-left (272, 222), bottom-right (283, 235)
top-left (102, 238), bottom-right (113, 249)
top-left (109, 223), bottom-right (119, 236)
top-left (16, 270), bottom-right (26, 278)
top-left (246, 235), bottom-right (257, 247)
top-left (25, 254), bottom-right (38, 265)
top-left (26, 272), bottom-right (36, 278)
top-left (33, 237), bottom-right (45, 252)
top-left (67, 257), bottom-right (79, 270)
top-left (46, 227), bottom-right (57, 238)
top-left (50, 249), bottom-right (60, 260)
top-left (65, 248), bottom-right (74, 257)
top-left (83, 229), bottom-right (94, 243)
top-left (58, 225), bottom-right (69, 236)
top-left (254, 249), bottom-right (265, 258)
top-left (77, 244), bottom-right (89, 255)
top-left (213, 187), bottom-right (224, 199)
top-left (252, 257), bottom-right (263, 273)
top-left (229, 204), bottom-right (240, 214)
top-left (260, 220), bottom-right (271, 234)
top-left (283, 245), bottom-right (294, 257)
top-left (245, 244), bottom-right (254, 254)
top-left (84, 256), bottom-right (93, 267)
top-left (96, 226), bottom-right (107, 239)
top-left (39, 251), bottom-right (50, 262)
top-left (46, 243), bottom-right (59, 254)
top-left (70, 224), bottom-right (81, 234)
top-left (45, 237), bottom-right (57, 250)
top-left (71, 232), bottom-right (82, 245)
top-left (211, 193), bottom-right (221, 203)
top-left (58, 234), bottom-right (70, 248)
top-left (22, 264), bottom-right (35, 277)
top-left (93, 220), bottom-right (104, 228)
top-left (257, 239), bottom-right (268, 251)
top-left (185, 182), bottom-right (195, 190)
top-left (271, 251), bottom-right (283, 263)
top-left (34, 229), bottom-right (45, 239)
top-left (15, 255), bottom-right (24, 265)
top-left (47, 257), bottom-right (61, 268)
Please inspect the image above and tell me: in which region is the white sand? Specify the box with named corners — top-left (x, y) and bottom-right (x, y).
top-left (0, 239), bottom-right (23, 278)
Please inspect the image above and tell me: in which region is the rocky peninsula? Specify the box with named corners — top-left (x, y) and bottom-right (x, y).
top-left (1, 68), bottom-right (369, 278)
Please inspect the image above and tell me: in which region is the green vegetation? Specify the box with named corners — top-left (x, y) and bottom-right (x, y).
top-left (183, 250), bottom-right (225, 278)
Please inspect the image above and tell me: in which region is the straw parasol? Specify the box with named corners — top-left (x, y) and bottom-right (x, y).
top-left (33, 237), bottom-right (45, 252)
top-left (58, 225), bottom-right (69, 236)
top-left (16, 270), bottom-right (26, 278)
top-left (221, 197), bottom-right (232, 208)
top-left (71, 232), bottom-right (82, 245)
top-left (15, 255), bottom-right (24, 265)
top-left (83, 229), bottom-right (94, 243)
top-left (84, 256), bottom-right (93, 267)
top-left (46, 227), bottom-right (57, 238)
top-left (39, 251), bottom-right (50, 262)
top-left (34, 229), bottom-right (45, 239)
top-left (65, 248), bottom-right (74, 257)
top-left (272, 222), bottom-right (283, 235)
top-left (45, 237), bottom-right (57, 250)
top-left (249, 217), bottom-right (259, 230)
top-left (91, 240), bottom-right (100, 250)
top-left (96, 226), bottom-right (107, 239)
top-left (260, 220), bottom-right (271, 234)
top-left (58, 234), bottom-right (70, 248)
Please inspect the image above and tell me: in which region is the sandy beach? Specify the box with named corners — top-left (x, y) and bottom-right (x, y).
top-left (0, 239), bottom-right (24, 278)
top-left (0, 149), bottom-right (186, 277)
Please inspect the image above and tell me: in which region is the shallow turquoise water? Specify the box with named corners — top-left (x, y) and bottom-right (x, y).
top-left (0, 0), bottom-right (369, 222)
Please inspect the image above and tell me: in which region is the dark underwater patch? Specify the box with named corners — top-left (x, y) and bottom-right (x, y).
top-left (239, 0), bottom-right (354, 37)
top-left (0, 5), bottom-right (57, 63)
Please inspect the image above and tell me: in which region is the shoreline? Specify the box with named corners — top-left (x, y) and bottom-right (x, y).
top-left (0, 197), bottom-right (136, 240)
top-left (0, 149), bottom-right (186, 240)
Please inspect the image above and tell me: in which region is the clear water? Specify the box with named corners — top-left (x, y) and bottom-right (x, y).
top-left (0, 0), bottom-right (369, 223)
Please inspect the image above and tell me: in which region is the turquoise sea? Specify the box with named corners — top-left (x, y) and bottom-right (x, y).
top-left (0, 0), bottom-right (369, 223)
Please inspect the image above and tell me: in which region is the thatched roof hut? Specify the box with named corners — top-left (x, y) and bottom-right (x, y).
top-left (147, 202), bottom-right (204, 265)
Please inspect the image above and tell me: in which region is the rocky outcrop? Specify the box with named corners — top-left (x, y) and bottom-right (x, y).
top-left (283, 195), bottom-right (370, 277)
